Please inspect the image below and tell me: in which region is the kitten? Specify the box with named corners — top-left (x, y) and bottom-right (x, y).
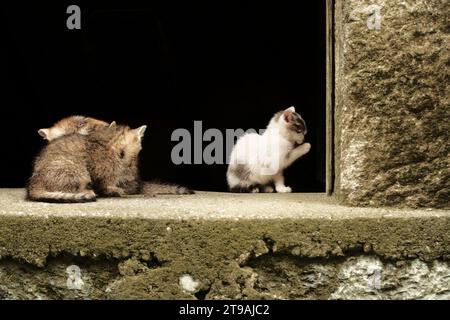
top-left (30, 118), bottom-right (193, 202)
top-left (227, 106), bottom-right (311, 193)
top-left (38, 116), bottom-right (112, 141)
top-left (27, 124), bottom-right (147, 202)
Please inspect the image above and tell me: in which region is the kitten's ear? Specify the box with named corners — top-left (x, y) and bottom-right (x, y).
top-left (38, 128), bottom-right (49, 140)
top-left (286, 106), bottom-right (296, 113)
top-left (135, 125), bottom-right (147, 139)
top-left (283, 106), bottom-right (296, 123)
top-left (109, 121), bottom-right (117, 128)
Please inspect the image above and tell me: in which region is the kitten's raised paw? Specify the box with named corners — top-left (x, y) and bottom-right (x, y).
top-left (301, 142), bottom-right (311, 153)
top-left (276, 186), bottom-right (292, 193)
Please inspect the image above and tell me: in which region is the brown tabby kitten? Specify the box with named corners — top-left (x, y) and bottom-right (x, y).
top-left (27, 124), bottom-right (147, 202)
top-left (37, 116), bottom-right (193, 197)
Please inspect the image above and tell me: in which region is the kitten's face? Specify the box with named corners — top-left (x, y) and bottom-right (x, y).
top-left (280, 106), bottom-right (307, 145)
top-left (38, 116), bottom-right (110, 141)
top-left (113, 125), bottom-right (147, 161)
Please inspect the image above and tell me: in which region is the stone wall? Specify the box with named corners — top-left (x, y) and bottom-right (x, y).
top-left (335, 0), bottom-right (449, 208)
top-left (1, 190), bottom-right (449, 300)
top-left (2, 255), bottom-right (449, 300)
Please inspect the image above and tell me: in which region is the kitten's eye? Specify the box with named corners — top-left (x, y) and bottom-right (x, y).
top-left (295, 119), bottom-right (306, 133)
top-left (77, 121), bottom-right (86, 128)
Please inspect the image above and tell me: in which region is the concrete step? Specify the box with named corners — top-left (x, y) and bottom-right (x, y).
top-left (0, 189), bottom-right (449, 299)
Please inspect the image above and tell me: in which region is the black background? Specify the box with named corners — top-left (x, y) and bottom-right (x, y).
top-left (2, 0), bottom-right (326, 192)
top-left (0, 300), bottom-right (430, 319)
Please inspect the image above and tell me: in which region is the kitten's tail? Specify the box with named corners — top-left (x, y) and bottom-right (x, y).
top-left (26, 188), bottom-right (96, 203)
top-left (141, 181), bottom-right (194, 196)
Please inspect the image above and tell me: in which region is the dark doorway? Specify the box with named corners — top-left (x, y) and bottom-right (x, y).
top-left (1, 0), bottom-right (326, 192)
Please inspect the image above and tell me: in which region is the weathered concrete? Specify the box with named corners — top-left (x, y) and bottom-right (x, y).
top-left (335, 0), bottom-right (450, 208)
top-left (0, 189), bottom-right (449, 299)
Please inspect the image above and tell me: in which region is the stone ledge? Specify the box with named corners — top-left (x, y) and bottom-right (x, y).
top-left (0, 189), bottom-right (449, 299)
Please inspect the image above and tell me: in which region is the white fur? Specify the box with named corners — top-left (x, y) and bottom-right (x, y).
top-left (47, 127), bottom-right (65, 140)
top-left (227, 107), bottom-right (311, 193)
top-left (286, 106), bottom-right (296, 113)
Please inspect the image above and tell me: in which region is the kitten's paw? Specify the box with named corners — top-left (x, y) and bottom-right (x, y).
top-left (105, 187), bottom-right (125, 197)
top-left (276, 186), bottom-right (292, 193)
top-left (301, 142), bottom-right (311, 153)
top-left (262, 186), bottom-right (274, 193)
top-left (83, 190), bottom-right (97, 198)
top-left (177, 186), bottom-right (195, 195)
top-left (250, 187), bottom-right (260, 193)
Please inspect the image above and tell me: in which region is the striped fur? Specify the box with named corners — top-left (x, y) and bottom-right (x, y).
top-left (26, 190), bottom-right (96, 203)
top-left (27, 125), bottom-right (146, 203)
top-left (141, 181), bottom-right (194, 196)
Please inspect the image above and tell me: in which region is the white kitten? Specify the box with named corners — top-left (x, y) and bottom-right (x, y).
top-left (227, 106), bottom-right (311, 193)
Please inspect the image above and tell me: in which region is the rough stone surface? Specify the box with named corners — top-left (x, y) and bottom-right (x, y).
top-left (335, 0), bottom-right (450, 208)
top-left (0, 189), bottom-right (449, 299)
top-left (3, 255), bottom-right (447, 300)
top-left (330, 257), bottom-right (450, 300)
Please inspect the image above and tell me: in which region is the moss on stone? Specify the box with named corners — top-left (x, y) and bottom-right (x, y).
top-left (0, 190), bottom-right (449, 299)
